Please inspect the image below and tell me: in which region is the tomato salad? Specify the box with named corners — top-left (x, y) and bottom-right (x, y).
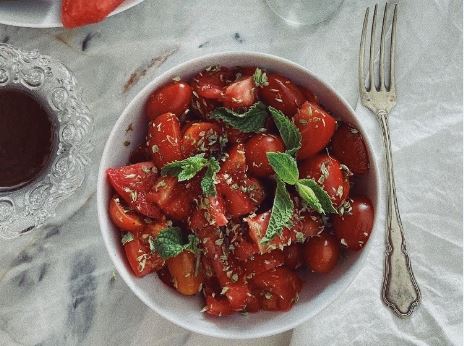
top-left (106, 66), bottom-right (374, 316)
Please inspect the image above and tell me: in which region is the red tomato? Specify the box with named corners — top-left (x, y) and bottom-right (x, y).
top-left (217, 173), bottom-right (263, 218)
top-left (139, 218), bottom-right (168, 246)
top-left (245, 133), bottom-right (285, 177)
top-left (299, 154), bottom-right (350, 207)
top-left (108, 195), bottom-right (144, 233)
top-left (123, 236), bottom-right (164, 277)
top-left (222, 76), bottom-right (256, 109)
top-left (293, 101), bottom-right (337, 160)
top-left (330, 122), bottom-right (370, 175)
top-left (225, 282), bottom-right (250, 311)
top-left (219, 143), bottom-right (247, 177)
top-left (167, 251), bottom-right (204, 296)
top-left (232, 237), bottom-right (259, 262)
top-left (191, 67), bottom-right (234, 100)
top-left (244, 292), bottom-right (260, 313)
top-left (333, 197), bottom-right (374, 251)
top-left (246, 211), bottom-right (297, 254)
top-left (259, 292), bottom-right (281, 311)
top-left (235, 66), bottom-right (257, 78)
top-left (283, 243), bottom-right (304, 270)
top-left (244, 250), bottom-right (286, 276)
top-left (148, 112), bottom-right (183, 168)
top-left (303, 233), bottom-right (339, 273)
top-left (145, 82), bottom-right (192, 120)
top-left (259, 74), bottom-right (305, 117)
top-left (182, 122), bottom-right (222, 158)
top-left (61, 0), bottom-right (124, 28)
top-left (107, 162), bottom-right (161, 219)
top-left (195, 195), bottom-right (228, 227)
top-left (204, 295), bottom-right (234, 316)
top-left (252, 267), bottom-right (302, 311)
top-left (147, 176), bottom-right (193, 221)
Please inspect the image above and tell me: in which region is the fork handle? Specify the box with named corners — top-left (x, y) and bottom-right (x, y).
top-left (377, 110), bottom-right (421, 318)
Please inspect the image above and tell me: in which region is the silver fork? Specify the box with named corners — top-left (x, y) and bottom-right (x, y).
top-left (359, 3), bottom-right (421, 318)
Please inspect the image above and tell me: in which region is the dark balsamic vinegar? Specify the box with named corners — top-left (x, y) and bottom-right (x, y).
top-left (0, 90), bottom-right (53, 188)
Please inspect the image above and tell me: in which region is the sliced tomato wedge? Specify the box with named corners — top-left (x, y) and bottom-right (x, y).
top-left (259, 74), bottom-right (305, 117)
top-left (191, 67), bottom-right (234, 100)
top-left (107, 162), bottom-right (161, 219)
top-left (219, 143), bottom-right (247, 177)
top-left (62, 0), bottom-right (124, 28)
top-left (123, 235), bottom-right (164, 277)
top-left (251, 267), bottom-right (302, 311)
top-left (221, 76), bottom-right (256, 109)
top-left (148, 112), bottom-right (183, 168)
top-left (147, 176), bottom-right (194, 221)
top-left (182, 122), bottom-right (222, 158)
top-left (244, 250), bottom-right (286, 277)
top-left (108, 195), bottom-right (144, 233)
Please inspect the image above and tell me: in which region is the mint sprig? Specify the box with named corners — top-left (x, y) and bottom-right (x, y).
top-left (161, 155), bottom-right (220, 196)
top-left (263, 152), bottom-right (336, 243)
top-left (253, 68), bottom-right (269, 87)
top-left (149, 227), bottom-right (201, 260)
top-left (262, 178), bottom-right (294, 243)
top-left (201, 158), bottom-right (220, 196)
top-left (268, 107), bottom-right (301, 156)
top-left (211, 102), bottom-right (268, 133)
top-left (161, 154), bottom-right (208, 181)
top-left (267, 152), bottom-right (299, 185)
top-left (297, 179), bottom-right (337, 214)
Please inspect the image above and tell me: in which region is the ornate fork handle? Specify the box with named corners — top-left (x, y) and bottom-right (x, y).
top-left (377, 110), bottom-right (421, 317)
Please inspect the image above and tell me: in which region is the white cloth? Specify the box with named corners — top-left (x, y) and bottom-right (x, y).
top-left (0, 0), bottom-right (461, 345)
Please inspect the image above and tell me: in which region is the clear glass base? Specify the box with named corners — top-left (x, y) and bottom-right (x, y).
top-left (266, 0), bottom-right (344, 26)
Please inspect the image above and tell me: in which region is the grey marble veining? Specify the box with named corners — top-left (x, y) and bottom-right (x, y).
top-left (0, 0), bottom-right (462, 345)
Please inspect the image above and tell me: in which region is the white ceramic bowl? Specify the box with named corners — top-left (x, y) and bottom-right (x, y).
top-left (97, 52), bottom-right (380, 339)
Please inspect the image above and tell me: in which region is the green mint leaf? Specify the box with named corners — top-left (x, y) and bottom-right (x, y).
top-left (201, 158), bottom-right (220, 196)
top-left (268, 107), bottom-right (302, 156)
top-left (161, 154), bottom-right (208, 182)
top-left (297, 179), bottom-right (337, 214)
top-left (150, 227), bottom-right (185, 259)
top-left (266, 152), bottom-right (299, 185)
top-left (262, 179), bottom-right (294, 243)
top-left (121, 232), bottom-right (134, 245)
top-left (253, 68), bottom-right (269, 87)
top-left (295, 181), bottom-right (324, 214)
top-left (211, 102), bottom-right (268, 133)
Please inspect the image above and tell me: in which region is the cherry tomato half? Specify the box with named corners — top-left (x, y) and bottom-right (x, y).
top-left (293, 101), bottom-right (336, 160)
top-left (108, 195), bottom-right (144, 233)
top-left (303, 233), bottom-right (339, 273)
top-left (299, 154), bottom-right (350, 207)
top-left (245, 133), bottom-right (285, 177)
top-left (145, 82), bottom-right (192, 120)
top-left (259, 74), bottom-right (305, 117)
top-left (332, 196), bottom-right (374, 251)
top-left (330, 122), bottom-right (370, 175)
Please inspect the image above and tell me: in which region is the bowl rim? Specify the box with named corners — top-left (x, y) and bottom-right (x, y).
top-left (97, 51), bottom-right (381, 339)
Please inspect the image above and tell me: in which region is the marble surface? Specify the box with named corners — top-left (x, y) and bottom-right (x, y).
top-left (0, 0), bottom-right (462, 345)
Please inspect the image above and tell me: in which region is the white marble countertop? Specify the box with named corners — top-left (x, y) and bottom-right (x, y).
top-left (0, 0), bottom-right (462, 345)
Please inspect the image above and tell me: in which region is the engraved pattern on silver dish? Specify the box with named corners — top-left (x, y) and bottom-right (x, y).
top-left (0, 44), bottom-right (94, 239)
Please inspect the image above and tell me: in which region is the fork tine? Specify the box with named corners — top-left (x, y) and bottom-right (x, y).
top-left (368, 4), bottom-right (378, 91)
top-left (359, 7), bottom-right (369, 93)
top-left (379, 3), bottom-right (388, 91)
top-left (389, 3), bottom-right (398, 91)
